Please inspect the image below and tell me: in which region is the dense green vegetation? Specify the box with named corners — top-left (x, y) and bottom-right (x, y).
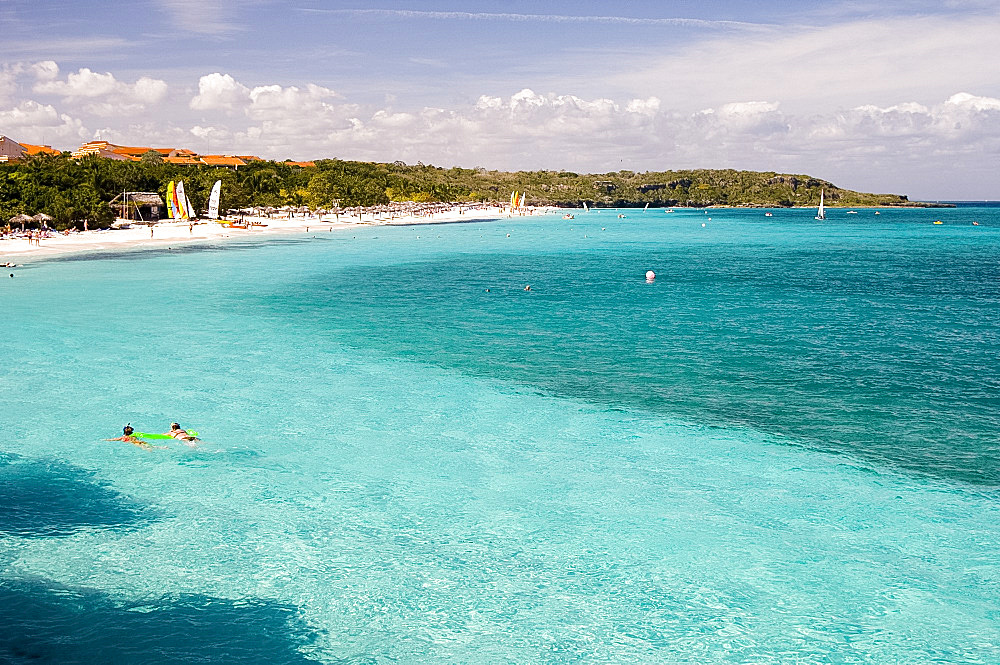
top-left (1, 153), bottom-right (918, 230)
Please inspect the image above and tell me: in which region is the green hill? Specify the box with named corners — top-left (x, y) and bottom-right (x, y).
top-left (1, 154), bottom-right (942, 230)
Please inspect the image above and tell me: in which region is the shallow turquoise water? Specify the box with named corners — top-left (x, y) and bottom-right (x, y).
top-left (1, 207), bottom-right (998, 663)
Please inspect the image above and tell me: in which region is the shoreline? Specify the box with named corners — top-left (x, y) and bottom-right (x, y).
top-left (1, 205), bottom-right (557, 262)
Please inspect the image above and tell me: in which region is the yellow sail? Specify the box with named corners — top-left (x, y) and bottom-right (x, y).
top-left (166, 181), bottom-right (176, 219)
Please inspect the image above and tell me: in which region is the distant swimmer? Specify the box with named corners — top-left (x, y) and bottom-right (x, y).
top-left (165, 422), bottom-right (199, 442)
top-left (106, 424), bottom-right (158, 448)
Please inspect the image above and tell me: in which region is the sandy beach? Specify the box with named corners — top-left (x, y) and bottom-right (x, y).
top-left (0, 204), bottom-right (556, 262)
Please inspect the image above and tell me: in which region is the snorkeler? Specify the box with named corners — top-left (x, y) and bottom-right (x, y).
top-left (106, 424), bottom-right (158, 448)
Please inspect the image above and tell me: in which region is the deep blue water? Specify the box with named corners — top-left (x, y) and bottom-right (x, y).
top-left (1, 206), bottom-right (998, 663)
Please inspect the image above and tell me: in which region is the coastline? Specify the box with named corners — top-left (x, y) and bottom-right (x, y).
top-left (1, 205), bottom-right (556, 262)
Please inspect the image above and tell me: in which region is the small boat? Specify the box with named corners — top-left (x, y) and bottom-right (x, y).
top-left (617, 214), bottom-right (626, 219)
top-left (815, 189), bottom-right (826, 220)
top-left (665, 209), bottom-right (674, 213)
top-left (846, 210), bottom-right (858, 214)
top-left (874, 211), bottom-right (880, 215)
top-left (563, 214), bottom-right (574, 219)
top-left (933, 220), bottom-right (943, 225)
top-left (972, 221), bottom-right (980, 226)
top-left (765, 212), bottom-right (773, 217)
top-left (207, 180), bottom-right (222, 220)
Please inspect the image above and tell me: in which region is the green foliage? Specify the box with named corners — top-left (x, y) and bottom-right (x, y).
top-left (0, 154), bottom-right (917, 231)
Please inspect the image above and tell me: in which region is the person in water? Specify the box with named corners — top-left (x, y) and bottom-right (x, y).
top-left (165, 422), bottom-right (198, 441)
top-left (106, 424), bottom-right (156, 448)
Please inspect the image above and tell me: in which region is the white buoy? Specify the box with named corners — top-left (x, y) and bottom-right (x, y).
top-left (645, 270), bottom-right (655, 282)
top-left (702, 223), bottom-right (706, 227)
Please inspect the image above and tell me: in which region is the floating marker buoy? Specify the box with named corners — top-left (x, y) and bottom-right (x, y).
top-left (645, 270), bottom-right (655, 282)
top-left (506, 234), bottom-right (510, 237)
top-left (702, 223), bottom-right (706, 227)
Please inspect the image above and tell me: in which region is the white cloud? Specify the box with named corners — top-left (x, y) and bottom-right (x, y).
top-left (944, 92), bottom-right (1000, 112)
top-left (158, 0), bottom-right (235, 35)
top-left (34, 68), bottom-right (120, 98)
top-left (31, 60), bottom-right (59, 81)
top-left (303, 9), bottom-right (771, 30)
top-left (0, 100), bottom-right (86, 143)
top-left (190, 73), bottom-right (250, 112)
top-left (32, 67), bottom-right (167, 114)
top-left (618, 13), bottom-right (1000, 114)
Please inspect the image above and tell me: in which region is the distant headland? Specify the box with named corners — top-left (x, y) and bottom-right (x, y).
top-left (0, 134), bottom-right (950, 230)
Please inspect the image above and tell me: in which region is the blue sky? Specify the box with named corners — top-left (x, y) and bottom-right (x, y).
top-left (1, 0), bottom-right (998, 198)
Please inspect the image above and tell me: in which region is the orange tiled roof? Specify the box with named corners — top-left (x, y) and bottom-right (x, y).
top-left (200, 155), bottom-right (246, 167)
top-left (235, 155), bottom-right (263, 162)
top-left (163, 156), bottom-right (202, 165)
top-left (285, 160), bottom-right (316, 168)
top-left (21, 143), bottom-right (62, 156)
top-left (110, 146), bottom-right (154, 156)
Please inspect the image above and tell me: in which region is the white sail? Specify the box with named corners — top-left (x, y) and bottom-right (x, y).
top-left (175, 181), bottom-right (189, 219)
top-left (207, 180), bottom-right (221, 219)
top-left (583, 201), bottom-right (589, 212)
top-left (186, 193), bottom-right (196, 219)
top-left (815, 189), bottom-right (826, 220)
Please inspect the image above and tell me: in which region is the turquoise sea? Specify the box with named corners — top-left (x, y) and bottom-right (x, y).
top-left (2, 206), bottom-right (998, 663)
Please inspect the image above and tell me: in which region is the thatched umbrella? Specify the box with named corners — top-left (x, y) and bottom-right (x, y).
top-left (10, 213), bottom-right (33, 231)
top-left (33, 213), bottom-right (54, 229)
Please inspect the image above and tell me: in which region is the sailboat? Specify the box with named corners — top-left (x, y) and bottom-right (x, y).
top-left (166, 181), bottom-right (177, 219)
top-left (583, 201), bottom-right (589, 213)
top-left (815, 189), bottom-right (826, 220)
top-left (175, 181), bottom-right (189, 220)
top-left (207, 180), bottom-right (221, 220)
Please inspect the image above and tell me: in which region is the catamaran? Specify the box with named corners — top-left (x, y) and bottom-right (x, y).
top-left (175, 181), bottom-right (189, 220)
top-left (207, 180), bottom-right (221, 220)
top-left (815, 189), bottom-right (826, 220)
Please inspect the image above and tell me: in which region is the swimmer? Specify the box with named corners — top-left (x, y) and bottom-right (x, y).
top-left (106, 424), bottom-right (159, 448)
top-left (165, 422), bottom-right (199, 442)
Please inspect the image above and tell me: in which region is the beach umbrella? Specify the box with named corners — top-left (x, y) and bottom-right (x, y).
top-left (33, 213), bottom-right (53, 228)
top-left (10, 213), bottom-right (33, 231)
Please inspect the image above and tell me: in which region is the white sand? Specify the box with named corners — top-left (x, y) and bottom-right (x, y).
top-left (0, 205), bottom-right (556, 261)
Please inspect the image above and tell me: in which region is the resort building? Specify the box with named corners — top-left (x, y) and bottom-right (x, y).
top-left (0, 136), bottom-right (27, 161)
top-left (69, 142), bottom-right (276, 169)
top-left (0, 136), bottom-right (62, 161)
top-left (200, 155), bottom-right (248, 168)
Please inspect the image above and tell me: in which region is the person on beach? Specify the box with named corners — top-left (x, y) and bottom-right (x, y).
top-left (165, 422), bottom-right (198, 441)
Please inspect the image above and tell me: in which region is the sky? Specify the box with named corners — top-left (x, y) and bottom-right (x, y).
top-left (1, 0), bottom-right (998, 199)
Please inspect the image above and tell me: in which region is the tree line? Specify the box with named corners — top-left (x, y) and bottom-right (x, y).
top-left (0, 152), bottom-right (913, 230)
